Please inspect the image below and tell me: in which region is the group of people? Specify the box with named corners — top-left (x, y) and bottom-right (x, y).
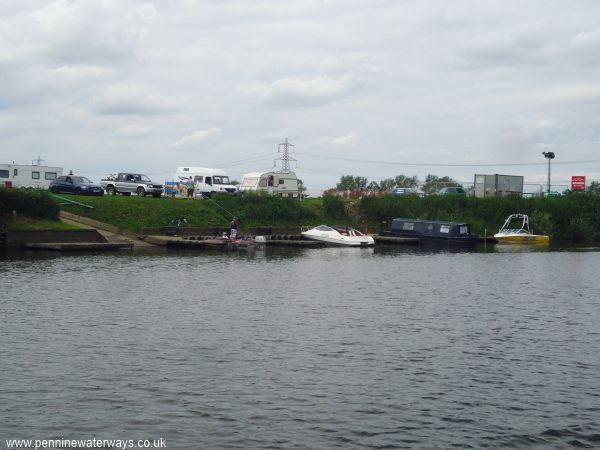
top-left (171, 176), bottom-right (197, 198)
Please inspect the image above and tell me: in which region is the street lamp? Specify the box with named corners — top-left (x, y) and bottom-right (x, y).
top-left (542, 151), bottom-right (555, 193)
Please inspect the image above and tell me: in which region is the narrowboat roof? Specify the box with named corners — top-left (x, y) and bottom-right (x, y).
top-left (391, 218), bottom-right (470, 226)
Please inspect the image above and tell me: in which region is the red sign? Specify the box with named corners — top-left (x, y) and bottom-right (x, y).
top-left (571, 176), bottom-right (586, 191)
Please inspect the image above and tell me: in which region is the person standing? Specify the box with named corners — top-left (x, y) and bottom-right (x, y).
top-left (230, 217), bottom-right (238, 239)
top-left (186, 176), bottom-right (195, 199)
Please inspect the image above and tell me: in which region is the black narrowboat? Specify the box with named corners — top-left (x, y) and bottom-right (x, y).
top-left (381, 218), bottom-right (480, 245)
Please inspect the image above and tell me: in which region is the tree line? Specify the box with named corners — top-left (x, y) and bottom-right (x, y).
top-left (329, 174), bottom-right (462, 195)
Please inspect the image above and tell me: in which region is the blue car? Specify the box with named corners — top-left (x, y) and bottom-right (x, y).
top-left (49, 175), bottom-right (104, 196)
top-left (392, 187), bottom-right (425, 197)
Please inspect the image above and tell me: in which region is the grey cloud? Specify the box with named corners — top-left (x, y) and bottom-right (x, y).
top-left (88, 83), bottom-right (181, 115)
top-left (28, 0), bottom-right (158, 66)
top-left (259, 75), bottom-right (363, 107)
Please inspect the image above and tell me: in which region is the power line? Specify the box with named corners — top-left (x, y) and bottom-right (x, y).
top-left (214, 153), bottom-right (275, 167)
top-left (301, 153), bottom-right (600, 167)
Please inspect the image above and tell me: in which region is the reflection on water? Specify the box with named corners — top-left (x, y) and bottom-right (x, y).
top-left (1, 245), bottom-right (600, 449)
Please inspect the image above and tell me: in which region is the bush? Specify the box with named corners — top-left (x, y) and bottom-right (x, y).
top-left (194, 192), bottom-right (318, 226)
top-left (322, 195), bottom-right (347, 220)
top-left (0, 188), bottom-right (60, 221)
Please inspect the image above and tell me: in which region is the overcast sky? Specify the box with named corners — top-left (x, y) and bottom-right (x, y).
top-left (2, 0), bottom-right (600, 194)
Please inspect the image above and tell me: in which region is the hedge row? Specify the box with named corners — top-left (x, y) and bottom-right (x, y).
top-left (0, 188), bottom-right (60, 221)
top-left (203, 193), bottom-right (319, 225)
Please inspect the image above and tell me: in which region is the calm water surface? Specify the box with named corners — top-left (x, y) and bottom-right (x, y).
top-left (1, 245), bottom-right (599, 449)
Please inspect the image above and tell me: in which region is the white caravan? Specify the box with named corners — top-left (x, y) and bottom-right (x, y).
top-left (240, 171), bottom-right (301, 198)
top-left (174, 167), bottom-right (238, 197)
top-left (0, 163), bottom-right (63, 189)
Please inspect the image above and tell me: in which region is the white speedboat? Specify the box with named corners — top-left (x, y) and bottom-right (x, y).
top-left (494, 214), bottom-right (550, 244)
top-left (301, 225), bottom-right (374, 247)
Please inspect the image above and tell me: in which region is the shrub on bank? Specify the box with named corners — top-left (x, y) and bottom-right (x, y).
top-left (206, 193), bottom-right (319, 225)
top-left (322, 195), bottom-right (347, 220)
top-left (0, 188), bottom-right (60, 221)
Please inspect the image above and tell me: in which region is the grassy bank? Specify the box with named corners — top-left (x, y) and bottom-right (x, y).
top-left (3, 187), bottom-right (599, 242)
top-left (53, 193), bottom-right (324, 232)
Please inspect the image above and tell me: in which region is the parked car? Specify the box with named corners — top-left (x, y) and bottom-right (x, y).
top-left (100, 172), bottom-right (163, 197)
top-left (392, 187), bottom-right (425, 197)
top-left (49, 175), bottom-right (104, 196)
top-left (437, 187), bottom-right (467, 195)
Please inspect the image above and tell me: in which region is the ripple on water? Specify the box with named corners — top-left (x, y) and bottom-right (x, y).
top-left (1, 249), bottom-right (600, 448)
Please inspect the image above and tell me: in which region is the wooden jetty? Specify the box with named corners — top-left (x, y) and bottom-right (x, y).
top-left (24, 242), bottom-right (133, 251)
top-left (143, 235), bottom-right (325, 249)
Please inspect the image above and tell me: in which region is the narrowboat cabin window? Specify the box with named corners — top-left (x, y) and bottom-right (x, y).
top-left (14, 169), bottom-right (18, 176)
top-left (45, 172), bottom-right (57, 180)
top-left (32, 172), bottom-right (40, 179)
top-left (459, 225), bottom-right (468, 235)
top-left (440, 225), bottom-right (450, 234)
top-left (0, 170), bottom-right (9, 178)
top-left (403, 222), bottom-right (414, 231)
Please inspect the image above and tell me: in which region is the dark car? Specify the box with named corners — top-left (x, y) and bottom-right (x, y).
top-left (437, 186), bottom-right (467, 196)
top-left (49, 175), bottom-right (104, 196)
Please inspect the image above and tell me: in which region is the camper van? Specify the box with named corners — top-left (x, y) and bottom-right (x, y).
top-left (240, 171), bottom-right (301, 198)
top-left (173, 167), bottom-right (238, 197)
top-left (0, 163), bottom-right (63, 189)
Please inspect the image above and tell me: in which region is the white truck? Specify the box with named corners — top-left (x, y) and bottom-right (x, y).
top-left (174, 167), bottom-right (238, 197)
top-left (0, 162), bottom-right (63, 189)
top-left (100, 172), bottom-right (164, 197)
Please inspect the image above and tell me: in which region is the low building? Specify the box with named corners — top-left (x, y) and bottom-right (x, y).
top-left (474, 174), bottom-right (524, 198)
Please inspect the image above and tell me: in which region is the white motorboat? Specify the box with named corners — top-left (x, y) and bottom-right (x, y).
top-left (301, 225), bottom-right (374, 247)
top-left (494, 214), bottom-right (550, 244)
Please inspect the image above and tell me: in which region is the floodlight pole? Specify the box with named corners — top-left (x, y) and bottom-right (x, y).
top-left (542, 152), bottom-right (555, 193)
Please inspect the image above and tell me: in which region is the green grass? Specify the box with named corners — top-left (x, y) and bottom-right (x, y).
top-left (55, 193), bottom-right (326, 232)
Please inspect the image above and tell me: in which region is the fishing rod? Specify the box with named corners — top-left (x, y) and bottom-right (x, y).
top-left (202, 194), bottom-right (236, 219)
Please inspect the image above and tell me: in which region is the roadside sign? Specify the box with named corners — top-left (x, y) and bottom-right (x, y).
top-left (571, 176), bottom-right (586, 191)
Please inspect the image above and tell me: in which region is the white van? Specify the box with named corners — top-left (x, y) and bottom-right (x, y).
top-left (240, 171), bottom-right (301, 198)
top-left (0, 163), bottom-right (63, 189)
top-left (174, 167), bottom-right (238, 197)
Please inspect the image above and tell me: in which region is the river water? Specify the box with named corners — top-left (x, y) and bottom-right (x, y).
top-left (1, 244), bottom-right (599, 449)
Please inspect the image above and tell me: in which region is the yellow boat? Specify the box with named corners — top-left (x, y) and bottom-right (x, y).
top-left (494, 214), bottom-right (550, 243)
